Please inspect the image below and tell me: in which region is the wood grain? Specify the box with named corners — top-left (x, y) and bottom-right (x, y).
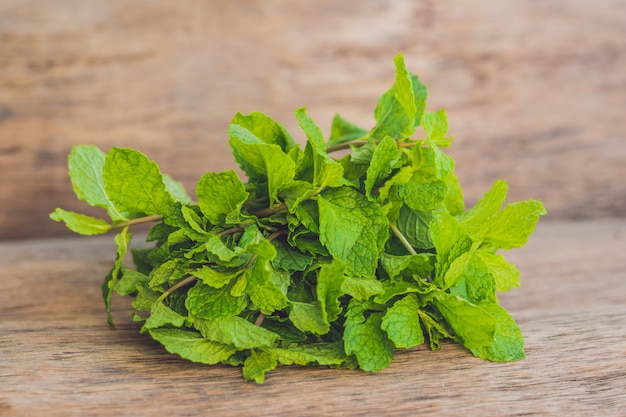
top-left (1, 0), bottom-right (625, 239)
top-left (1, 220), bottom-right (625, 416)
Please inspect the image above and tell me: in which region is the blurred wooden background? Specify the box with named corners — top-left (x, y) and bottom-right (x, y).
top-left (1, 0), bottom-right (624, 240)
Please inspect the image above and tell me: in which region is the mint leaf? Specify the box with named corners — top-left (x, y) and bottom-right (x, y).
top-left (231, 111), bottom-right (297, 152)
top-left (477, 251), bottom-right (520, 292)
top-left (68, 145), bottom-right (127, 221)
top-left (468, 303), bottom-right (525, 362)
top-left (102, 227), bottom-right (131, 327)
top-left (328, 114), bottom-right (367, 146)
top-left (50, 208), bottom-right (111, 235)
top-left (318, 187), bottom-right (387, 276)
top-left (149, 328), bottom-right (236, 365)
top-left (364, 136), bottom-right (403, 199)
top-left (186, 281), bottom-right (247, 320)
top-left (228, 127), bottom-right (296, 205)
top-left (243, 350), bottom-right (278, 384)
top-left (344, 300), bottom-right (395, 372)
top-left (265, 342), bottom-right (349, 367)
top-left (245, 240), bottom-right (289, 314)
top-left (289, 301), bottom-right (329, 335)
top-left (370, 54), bottom-right (420, 140)
top-left (197, 170), bottom-right (249, 225)
top-left (483, 200), bottom-right (547, 249)
top-left (381, 294), bottom-right (425, 348)
top-left (103, 148), bottom-right (175, 215)
top-left (194, 316), bottom-right (279, 349)
top-left (317, 260), bottom-right (347, 324)
top-left (296, 107), bottom-right (345, 188)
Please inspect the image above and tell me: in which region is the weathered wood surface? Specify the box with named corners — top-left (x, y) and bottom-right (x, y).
top-left (1, 0), bottom-right (625, 239)
top-left (1, 220), bottom-right (624, 416)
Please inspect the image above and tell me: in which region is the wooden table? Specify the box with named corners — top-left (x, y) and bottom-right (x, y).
top-left (1, 219), bottom-right (624, 416)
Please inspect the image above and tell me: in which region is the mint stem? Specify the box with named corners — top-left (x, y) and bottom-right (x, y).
top-left (113, 214), bottom-right (163, 229)
top-left (389, 222), bottom-right (417, 255)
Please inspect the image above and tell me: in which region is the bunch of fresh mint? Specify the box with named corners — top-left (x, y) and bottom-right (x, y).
top-left (51, 54), bottom-right (546, 383)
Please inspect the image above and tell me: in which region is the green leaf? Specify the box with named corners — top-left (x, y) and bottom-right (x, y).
top-left (143, 302), bottom-right (186, 330)
top-left (231, 111), bottom-right (297, 152)
top-left (421, 110), bottom-right (452, 146)
top-left (102, 227), bottom-right (131, 326)
top-left (429, 211), bottom-right (473, 288)
top-left (430, 292), bottom-right (498, 350)
top-left (50, 208), bottom-right (111, 235)
top-left (469, 303), bottom-right (525, 362)
top-left (265, 342), bottom-right (348, 366)
top-left (327, 114), bottom-right (367, 147)
top-left (296, 107), bottom-right (345, 188)
top-left (395, 205), bottom-right (434, 250)
top-left (457, 180), bottom-right (508, 237)
top-left (289, 301), bottom-right (329, 335)
top-left (318, 187), bottom-right (387, 276)
top-left (364, 136), bottom-right (403, 199)
top-left (400, 176), bottom-right (448, 211)
top-left (103, 147), bottom-right (175, 215)
top-left (341, 276), bottom-right (383, 301)
top-left (162, 173), bottom-right (193, 204)
top-left (149, 328), bottom-right (236, 365)
top-left (483, 200), bottom-right (547, 250)
top-left (245, 239), bottom-right (288, 314)
top-left (344, 300), bottom-right (395, 372)
top-left (381, 294), bottom-right (425, 348)
top-left (317, 260), bottom-right (347, 324)
top-left (194, 316), bottom-right (280, 349)
top-left (68, 145), bottom-right (127, 221)
top-left (477, 251), bottom-right (521, 292)
top-left (228, 127), bottom-right (296, 205)
top-left (191, 266), bottom-right (241, 289)
top-left (243, 350), bottom-right (278, 384)
top-left (197, 170), bottom-right (249, 225)
top-left (369, 54), bottom-right (418, 140)
top-left (186, 281), bottom-right (247, 320)
top-left (114, 266), bottom-right (149, 296)
top-left (270, 239), bottom-right (314, 271)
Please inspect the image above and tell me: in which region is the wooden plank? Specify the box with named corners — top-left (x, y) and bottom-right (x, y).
top-left (1, 0), bottom-right (625, 239)
top-left (1, 220), bottom-right (625, 416)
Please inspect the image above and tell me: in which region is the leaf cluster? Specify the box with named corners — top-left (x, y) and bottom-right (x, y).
top-left (51, 54), bottom-right (546, 383)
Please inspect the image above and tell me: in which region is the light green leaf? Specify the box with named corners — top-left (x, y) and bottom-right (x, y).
top-left (430, 292), bottom-right (497, 350)
top-left (114, 266), bottom-right (149, 296)
top-left (381, 294), bottom-right (424, 348)
top-left (197, 170), bottom-right (249, 225)
top-left (400, 176), bottom-right (448, 211)
top-left (102, 226), bottom-right (131, 326)
top-left (103, 147), bottom-right (175, 215)
top-left (477, 251), bottom-right (520, 292)
top-left (327, 114), bottom-right (367, 147)
top-left (50, 208), bottom-right (111, 235)
top-left (344, 300), bottom-right (394, 372)
top-left (191, 266), bottom-right (241, 289)
top-left (162, 173), bottom-right (193, 204)
top-left (228, 127), bottom-right (296, 205)
top-left (341, 276), bottom-right (383, 301)
top-left (469, 303), bottom-right (525, 362)
top-left (421, 110), bottom-right (452, 146)
top-left (483, 200), bottom-right (547, 249)
top-left (395, 205), bottom-right (434, 250)
top-left (270, 239), bottom-right (314, 271)
top-left (186, 281), bottom-right (247, 320)
top-left (149, 328), bottom-right (236, 365)
top-left (289, 301), bottom-right (329, 335)
top-left (429, 211), bottom-right (473, 287)
top-left (194, 316), bottom-right (279, 349)
top-left (318, 187), bottom-right (387, 276)
top-left (243, 350), bottom-right (278, 384)
top-left (364, 136), bottom-right (403, 199)
top-left (458, 180), bottom-right (508, 237)
top-left (296, 107), bottom-right (345, 188)
top-left (246, 240), bottom-right (288, 314)
top-left (231, 111), bottom-right (297, 152)
top-left (265, 342), bottom-right (348, 366)
top-left (68, 145), bottom-right (127, 221)
top-left (143, 302), bottom-right (186, 330)
top-left (369, 54), bottom-right (418, 140)
top-left (317, 260), bottom-right (347, 324)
